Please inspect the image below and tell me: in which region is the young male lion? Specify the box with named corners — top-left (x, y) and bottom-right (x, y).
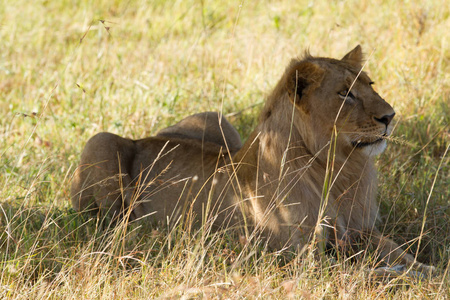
top-left (71, 45), bottom-right (434, 275)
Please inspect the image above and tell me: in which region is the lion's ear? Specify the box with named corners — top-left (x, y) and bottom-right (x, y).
top-left (286, 61), bottom-right (324, 104)
top-left (342, 45), bottom-right (363, 67)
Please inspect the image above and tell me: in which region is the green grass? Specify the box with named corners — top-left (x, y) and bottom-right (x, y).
top-left (0, 0), bottom-right (449, 298)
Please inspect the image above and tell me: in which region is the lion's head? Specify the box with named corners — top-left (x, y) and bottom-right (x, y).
top-left (263, 45), bottom-right (395, 158)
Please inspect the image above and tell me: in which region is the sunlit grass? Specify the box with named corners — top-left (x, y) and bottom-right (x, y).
top-left (0, 0), bottom-right (448, 298)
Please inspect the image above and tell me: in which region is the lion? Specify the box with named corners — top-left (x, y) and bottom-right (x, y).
top-left (71, 45), bottom-right (434, 275)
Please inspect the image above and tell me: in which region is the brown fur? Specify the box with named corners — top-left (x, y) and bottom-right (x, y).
top-left (71, 46), bottom-right (434, 274)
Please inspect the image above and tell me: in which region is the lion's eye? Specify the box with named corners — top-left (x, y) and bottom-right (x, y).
top-left (338, 90), bottom-right (354, 99)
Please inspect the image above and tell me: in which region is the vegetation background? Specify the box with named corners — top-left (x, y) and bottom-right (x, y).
top-left (0, 0), bottom-right (448, 298)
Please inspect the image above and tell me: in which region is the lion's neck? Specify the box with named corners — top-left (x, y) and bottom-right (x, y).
top-left (256, 97), bottom-right (326, 165)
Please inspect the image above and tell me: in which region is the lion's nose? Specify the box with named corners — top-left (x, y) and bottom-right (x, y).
top-left (374, 112), bottom-right (395, 126)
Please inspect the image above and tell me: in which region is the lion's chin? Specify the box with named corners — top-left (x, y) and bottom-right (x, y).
top-left (352, 138), bottom-right (387, 156)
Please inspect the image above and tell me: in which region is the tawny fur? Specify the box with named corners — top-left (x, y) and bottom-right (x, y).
top-left (71, 46), bottom-right (434, 274)
top-left (156, 111), bottom-right (242, 152)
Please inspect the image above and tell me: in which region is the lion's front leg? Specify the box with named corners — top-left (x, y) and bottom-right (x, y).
top-left (369, 230), bottom-right (436, 276)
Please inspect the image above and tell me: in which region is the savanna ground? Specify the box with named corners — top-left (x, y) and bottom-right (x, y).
top-left (0, 0), bottom-right (449, 298)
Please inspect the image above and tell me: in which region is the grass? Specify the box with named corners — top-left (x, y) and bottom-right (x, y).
top-left (0, 0), bottom-right (449, 298)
